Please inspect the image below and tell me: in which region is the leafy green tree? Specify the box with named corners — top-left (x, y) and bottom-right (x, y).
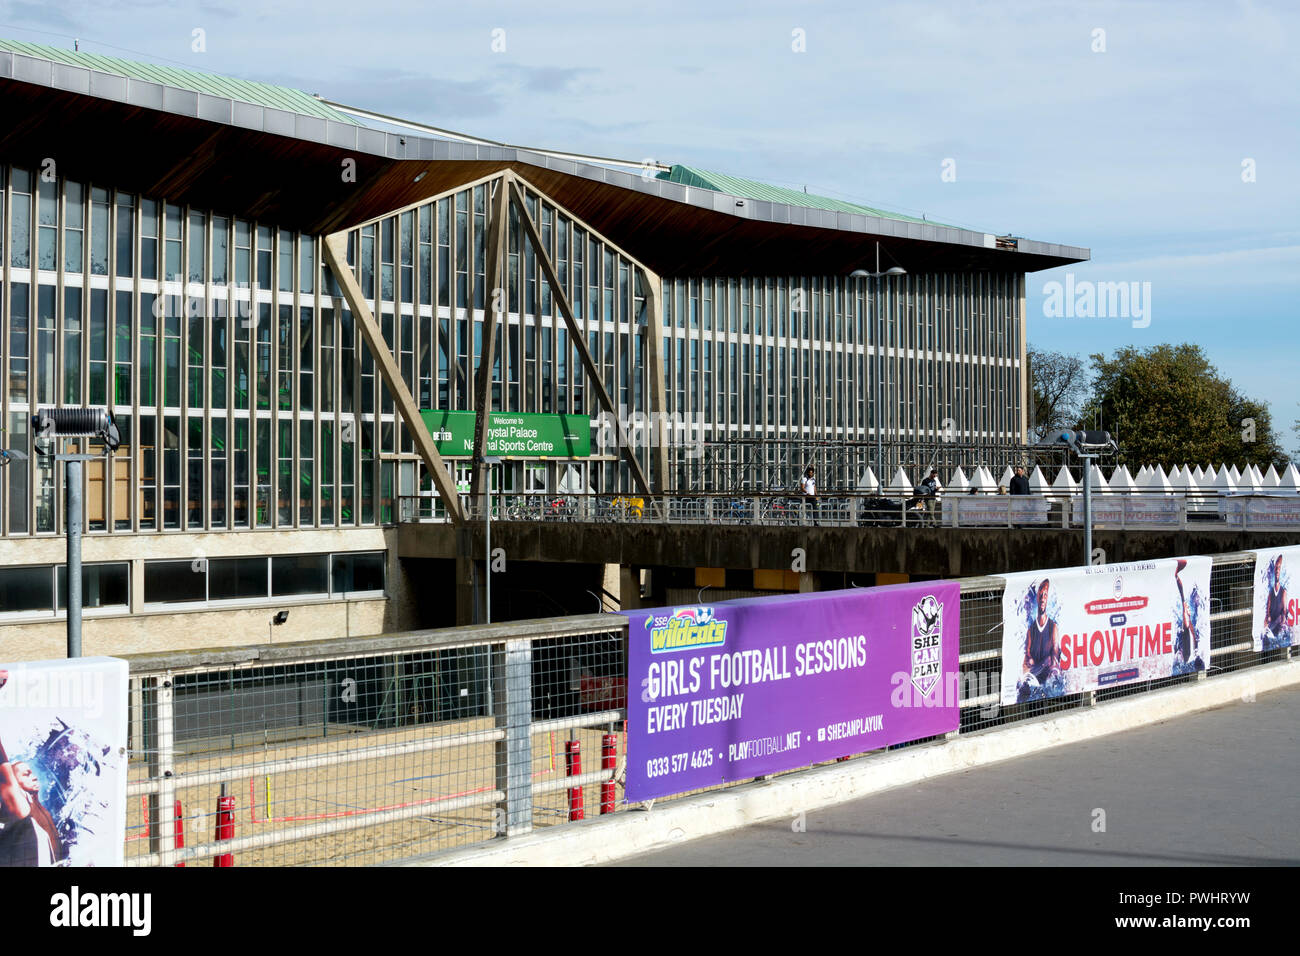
top-left (1083, 344), bottom-right (1286, 467)
top-left (1292, 403), bottom-right (1300, 461)
top-left (1027, 348), bottom-right (1089, 442)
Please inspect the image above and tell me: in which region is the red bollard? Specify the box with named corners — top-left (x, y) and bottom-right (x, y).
top-left (213, 794), bottom-right (236, 867)
top-left (565, 740), bottom-right (584, 821)
top-left (600, 733), bottom-right (617, 815)
top-left (173, 800), bottom-right (185, 867)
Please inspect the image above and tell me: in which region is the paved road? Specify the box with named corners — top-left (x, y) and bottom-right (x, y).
top-left (618, 684), bottom-right (1300, 866)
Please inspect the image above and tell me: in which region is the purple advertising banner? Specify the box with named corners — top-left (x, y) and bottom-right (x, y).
top-left (622, 582), bottom-right (961, 802)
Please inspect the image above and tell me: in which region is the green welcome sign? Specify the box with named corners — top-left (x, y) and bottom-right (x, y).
top-left (418, 410), bottom-right (591, 459)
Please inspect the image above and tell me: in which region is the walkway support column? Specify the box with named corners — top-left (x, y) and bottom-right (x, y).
top-left (469, 173), bottom-right (512, 509)
top-left (641, 269), bottom-right (670, 493)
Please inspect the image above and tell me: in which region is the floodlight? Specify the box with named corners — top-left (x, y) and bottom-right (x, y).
top-left (850, 242), bottom-right (907, 279)
top-left (32, 408), bottom-right (121, 452)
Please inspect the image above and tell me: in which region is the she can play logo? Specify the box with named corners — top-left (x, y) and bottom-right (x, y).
top-left (910, 595), bottom-right (943, 696)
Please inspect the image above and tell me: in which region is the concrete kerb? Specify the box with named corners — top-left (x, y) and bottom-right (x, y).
top-left (401, 659), bottom-right (1300, 867)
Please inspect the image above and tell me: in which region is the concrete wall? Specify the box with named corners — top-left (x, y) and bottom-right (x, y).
top-left (0, 528), bottom-right (420, 661)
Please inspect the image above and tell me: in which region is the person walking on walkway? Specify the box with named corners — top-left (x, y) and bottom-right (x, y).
top-left (800, 466), bottom-right (818, 525)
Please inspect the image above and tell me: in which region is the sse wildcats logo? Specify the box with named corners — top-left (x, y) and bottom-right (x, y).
top-left (646, 606), bottom-right (728, 653)
top-left (910, 595), bottom-right (943, 696)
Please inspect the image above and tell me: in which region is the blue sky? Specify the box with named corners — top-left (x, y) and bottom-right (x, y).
top-left (4, 0), bottom-right (1296, 448)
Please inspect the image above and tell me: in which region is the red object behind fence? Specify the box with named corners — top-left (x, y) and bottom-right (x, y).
top-left (565, 740), bottom-right (584, 821)
top-left (214, 795), bottom-right (236, 867)
top-left (600, 733), bottom-right (617, 815)
top-left (174, 800), bottom-right (185, 867)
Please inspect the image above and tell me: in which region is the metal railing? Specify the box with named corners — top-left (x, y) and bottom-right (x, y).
top-left (397, 490), bottom-right (1300, 531)
top-left (116, 550), bottom-right (1292, 866)
top-left (121, 616), bottom-right (625, 867)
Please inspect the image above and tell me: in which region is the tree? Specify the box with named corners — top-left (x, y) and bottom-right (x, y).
top-left (1293, 403), bottom-right (1300, 462)
top-left (1027, 348), bottom-right (1089, 442)
top-left (1083, 344), bottom-right (1286, 468)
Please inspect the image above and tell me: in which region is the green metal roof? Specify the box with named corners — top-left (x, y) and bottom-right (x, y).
top-left (0, 38), bottom-right (357, 124)
top-left (657, 164), bottom-right (949, 227)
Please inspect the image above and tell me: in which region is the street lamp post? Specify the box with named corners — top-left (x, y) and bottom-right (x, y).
top-left (1082, 451), bottom-right (1096, 564)
top-left (32, 408), bottom-right (121, 658)
top-left (1038, 429), bottom-right (1115, 567)
top-left (851, 242), bottom-right (907, 480)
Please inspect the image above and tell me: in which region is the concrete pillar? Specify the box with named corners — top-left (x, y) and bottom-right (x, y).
top-left (455, 553), bottom-right (482, 627)
top-left (602, 563), bottom-right (621, 610)
top-left (130, 559), bottom-right (145, 614)
top-left (798, 572), bottom-right (816, 593)
top-left (619, 565), bottom-right (641, 610)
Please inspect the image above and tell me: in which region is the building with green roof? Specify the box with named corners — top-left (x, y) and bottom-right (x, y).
top-left (0, 38), bottom-right (1086, 655)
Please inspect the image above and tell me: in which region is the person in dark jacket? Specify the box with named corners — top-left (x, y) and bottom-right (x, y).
top-left (1009, 466), bottom-right (1031, 495)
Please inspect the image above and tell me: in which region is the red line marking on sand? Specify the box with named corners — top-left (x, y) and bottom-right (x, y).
top-left (125, 795), bottom-right (151, 842)
top-left (253, 783), bottom-right (492, 823)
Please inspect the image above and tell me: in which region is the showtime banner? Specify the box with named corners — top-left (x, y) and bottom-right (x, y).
top-left (622, 583), bottom-right (960, 803)
top-left (1252, 546), bottom-right (1300, 651)
top-left (998, 557), bottom-right (1211, 706)
top-left (0, 657), bottom-right (128, 866)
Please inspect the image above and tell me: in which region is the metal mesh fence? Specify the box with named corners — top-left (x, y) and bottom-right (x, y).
top-left (121, 551), bottom-right (1290, 865)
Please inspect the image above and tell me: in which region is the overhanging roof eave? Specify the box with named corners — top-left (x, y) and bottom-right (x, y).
top-left (0, 46), bottom-right (1090, 271)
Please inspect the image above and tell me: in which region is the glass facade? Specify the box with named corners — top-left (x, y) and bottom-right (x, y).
top-left (0, 165), bottom-right (1024, 532)
top-left (659, 272), bottom-right (1023, 488)
top-left (0, 163), bottom-right (402, 535)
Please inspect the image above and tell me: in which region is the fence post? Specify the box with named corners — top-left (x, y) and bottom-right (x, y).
top-left (147, 673), bottom-right (178, 866)
top-left (130, 677), bottom-right (145, 758)
top-left (494, 639), bottom-right (534, 837)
